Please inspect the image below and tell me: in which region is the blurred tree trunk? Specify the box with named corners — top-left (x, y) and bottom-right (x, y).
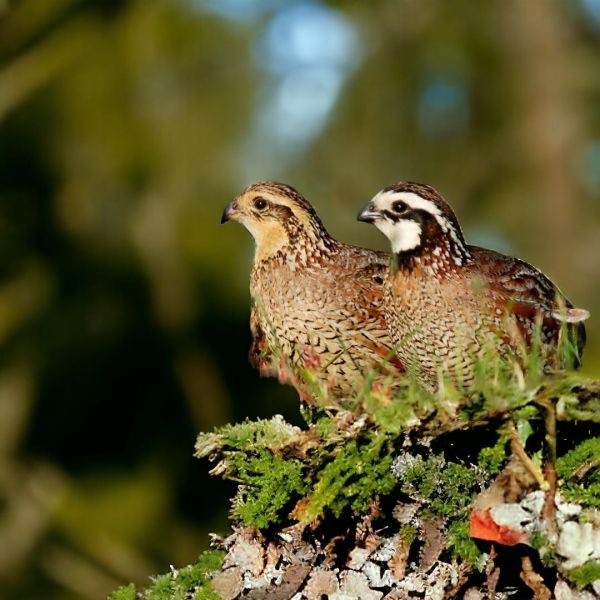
top-left (503, 0), bottom-right (583, 287)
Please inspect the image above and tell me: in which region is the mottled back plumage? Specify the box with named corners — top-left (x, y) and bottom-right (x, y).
top-left (222, 181), bottom-right (404, 398)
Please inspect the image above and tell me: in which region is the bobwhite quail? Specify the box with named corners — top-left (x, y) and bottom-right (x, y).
top-left (357, 181), bottom-right (589, 390)
top-left (221, 181), bottom-right (405, 398)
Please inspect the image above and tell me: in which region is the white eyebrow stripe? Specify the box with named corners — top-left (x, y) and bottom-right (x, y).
top-left (373, 191), bottom-right (443, 219)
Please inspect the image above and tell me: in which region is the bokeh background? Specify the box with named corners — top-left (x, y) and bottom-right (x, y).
top-left (1, 0), bottom-right (599, 598)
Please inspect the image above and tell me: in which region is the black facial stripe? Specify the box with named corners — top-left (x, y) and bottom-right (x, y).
top-left (408, 209), bottom-right (439, 228)
top-left (383, 209), bottom-right (423, 224)
top-left (271, 204), bottom-right (294, 220)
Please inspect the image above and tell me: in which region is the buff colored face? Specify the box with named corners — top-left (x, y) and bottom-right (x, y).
top-left (221, 186), bottom-right (314, 261)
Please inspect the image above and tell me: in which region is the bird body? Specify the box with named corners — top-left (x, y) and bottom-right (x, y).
top-left (384, 249), bottom-right (491, 386)
top-left (358, 182), bottom-right (589, 389)
top-left (223, 181), bottom-right (404, 398)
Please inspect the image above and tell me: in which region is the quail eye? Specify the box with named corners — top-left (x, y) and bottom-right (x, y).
top-left (392, 200), bottom-right (408, 213)
top-left (253, 197), bottom-right (268, 210)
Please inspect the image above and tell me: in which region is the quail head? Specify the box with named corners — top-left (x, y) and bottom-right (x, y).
top-left (222, 181), bottom-right (405, 399)
top-left (358, 181), bottom-right (589, 390)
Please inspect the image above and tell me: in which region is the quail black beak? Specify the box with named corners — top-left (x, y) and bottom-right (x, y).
top-left (221, 200), bottom-right (238, 224)
top-left (357, 203), bottom-right (380, 224)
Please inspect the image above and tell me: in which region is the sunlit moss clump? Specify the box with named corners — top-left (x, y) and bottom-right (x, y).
top-left (556, 436), bottom-right (600, 508)
top-left (108, 550), bottom-right (224, 600)
top-left (113, 354), bottom-right (600, 599)
top-left (566, 560), bottom-right (600, 588)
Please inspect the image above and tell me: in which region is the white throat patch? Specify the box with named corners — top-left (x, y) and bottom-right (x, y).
top-left (374, 218), bottom-right (422, 253)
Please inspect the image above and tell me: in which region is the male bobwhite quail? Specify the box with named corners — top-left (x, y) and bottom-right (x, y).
top-left (221, 181), bottom-right (405, 398)
top-left (357, 181), bottom-right (589, 390)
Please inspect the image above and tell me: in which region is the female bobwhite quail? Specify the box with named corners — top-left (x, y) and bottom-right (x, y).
top-left (357, 181), bottom-right (589, 390)
top-left (222, 181), bottom-right (405, 398)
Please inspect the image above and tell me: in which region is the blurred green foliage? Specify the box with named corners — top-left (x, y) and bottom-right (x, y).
top-left (0, 0), bottom-right (599, 598)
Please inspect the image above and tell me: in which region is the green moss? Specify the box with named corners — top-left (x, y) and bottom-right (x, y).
top-left (513, 405), bottom-right (541, 422)
top-left (141, 551), bottom-right (224, 600)
top-left (109, 551), bottom-right (223, 600)
top-left (557, 437), bottom-right (600, 508)
top-left (530, 529), bottom-right (549, 552)
top-left (529, 530), bottom-right (554, 568)
top-left (178, 550), bottom-right (225, 598)
top-left (399, 456), bottom-right (483, 518)
top-left (478, 433), bottom-right (509, 475)
top-left (232, 451), bottom-right (308, 528)
top-left (302, 437), bottom-right (396, 522)
top-left (565, 560), bottom-right (600, 588)
top-left (560, 482), bottom-right (600, 508)
top-left (194, 365), bottom-right (600, 534)
top-left (197, 405), bottom-right (406, 528)
top-left (446, 520), bottom-right (483, 566)
top-left (314, 414), bottom-right (336, 437)
top-left (146, 574), bottom-right (175, 600)
top-left (363, 384), bottom-right (436, 436)
top-left (195, 415), bottom-right (301, 457)
top-left (554, 379), bottom-right (600, 423)
top-left (108, 583), bottom-right (136, 600)
top-left (557, 437), bottom-right (600, 480)
top-left (398, 523), bottom-right (418, 545)
top-left (431, 463), bottom-right (483, 516)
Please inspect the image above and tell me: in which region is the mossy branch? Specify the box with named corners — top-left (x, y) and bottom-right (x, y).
top-left (111, 359), bottom-right (600, 599)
